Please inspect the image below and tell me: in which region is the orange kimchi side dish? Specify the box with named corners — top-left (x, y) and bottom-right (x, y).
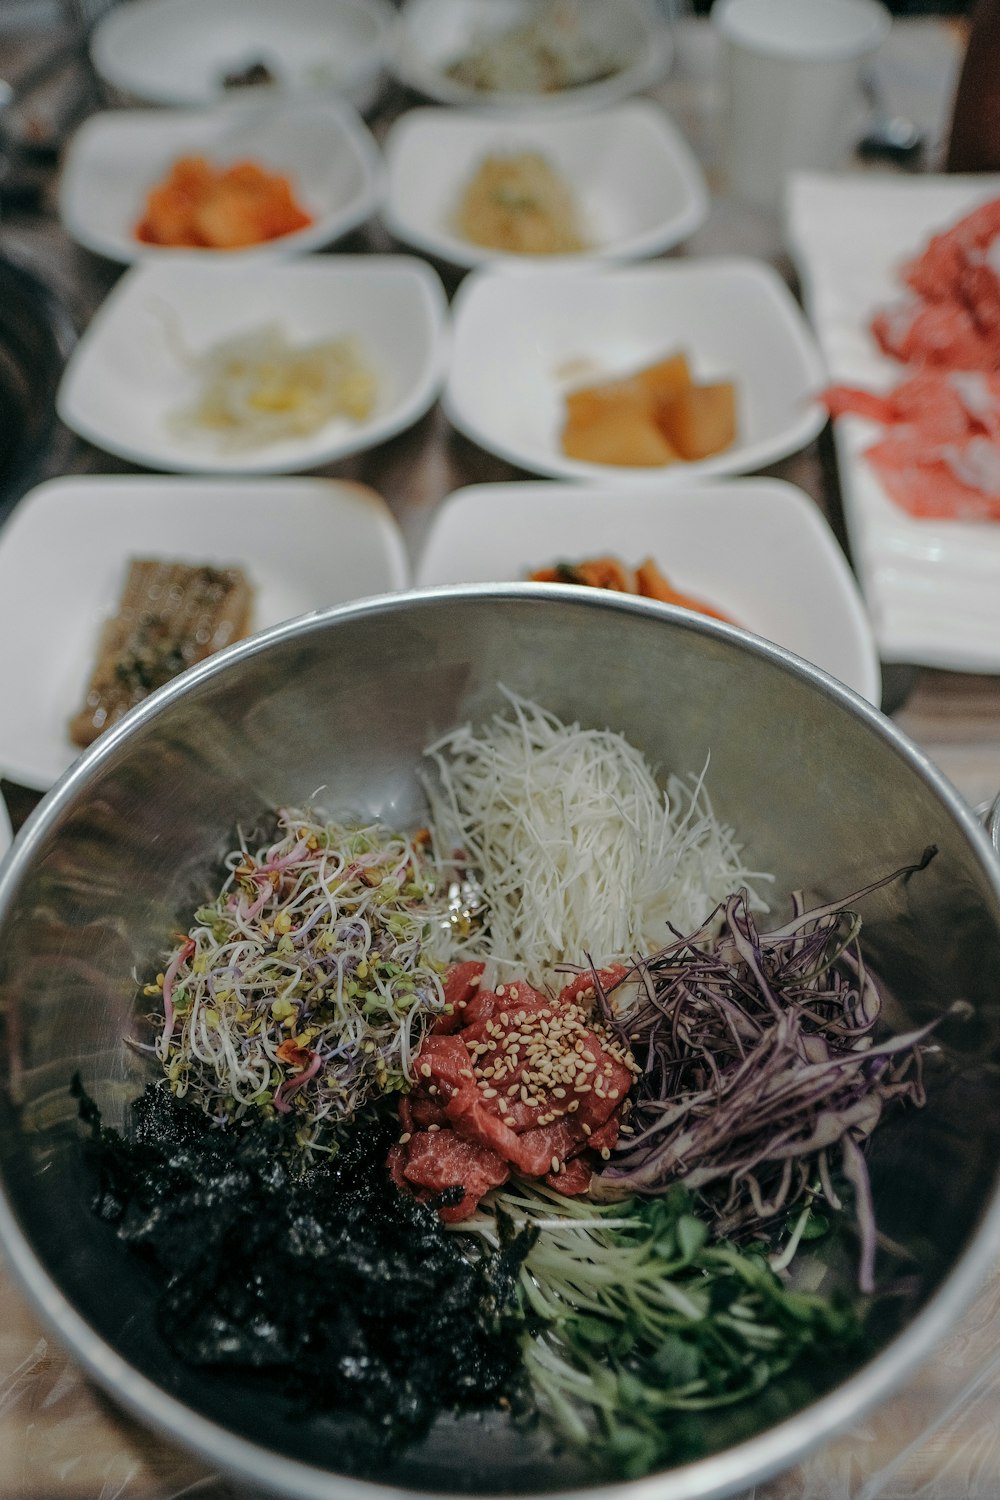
top-left (135, 155), bottom-right (314, 250)
top-left (529, 556), bottom-right (735, 623)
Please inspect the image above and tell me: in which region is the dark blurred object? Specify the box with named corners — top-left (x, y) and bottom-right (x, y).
top-left (856, 66), bottom-right (927, 166)
top-left (0, 256), bottom-right (76, 518)
top-left (699, 0), bottom-right (969, 10)
top-left (946, 0), bottom-right (1000, 169)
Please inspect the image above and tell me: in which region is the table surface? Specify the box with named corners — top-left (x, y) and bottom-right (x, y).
top-left (1, 12), bottom-right (1000, 1500)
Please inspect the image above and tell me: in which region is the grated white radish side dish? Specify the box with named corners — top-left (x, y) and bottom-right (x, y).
top-left (422, 689), bottom-right (771, 986)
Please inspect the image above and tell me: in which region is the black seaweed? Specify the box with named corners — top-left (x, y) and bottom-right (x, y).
top-left (72, 1078), bottom-right (531, 1455)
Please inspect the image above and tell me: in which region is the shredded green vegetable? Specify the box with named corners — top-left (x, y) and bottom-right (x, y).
top-left (461, 1181), bottom-right (861, 1477)
top-left (150, 810), bottom-right (454, 1154)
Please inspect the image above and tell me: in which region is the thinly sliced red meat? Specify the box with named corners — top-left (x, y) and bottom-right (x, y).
top-left (389, 964), bottom-right (638, 1221)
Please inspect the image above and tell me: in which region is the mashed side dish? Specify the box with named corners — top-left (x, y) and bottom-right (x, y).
top-left (444, 1), bottom-right (619, 94)
top-left (455, 151), bottom-right (588, 255)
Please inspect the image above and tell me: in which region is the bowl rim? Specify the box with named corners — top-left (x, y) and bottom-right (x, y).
top-left (1, 582), bottom-right (999, 1500)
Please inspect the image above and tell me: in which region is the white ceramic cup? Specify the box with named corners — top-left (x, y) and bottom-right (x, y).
top-left (713, 0), bottom-right (891, 206)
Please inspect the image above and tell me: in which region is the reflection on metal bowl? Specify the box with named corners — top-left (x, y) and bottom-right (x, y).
top-left (0, 254), bottom-right (75, 517)
top-left (0, 585), bottom-right (998, 1500)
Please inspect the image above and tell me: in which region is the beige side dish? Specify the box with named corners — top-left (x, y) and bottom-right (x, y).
top-left (454, 151), bottom-right (587, 255)
top-left (70, 560), bottom-right (253, 747)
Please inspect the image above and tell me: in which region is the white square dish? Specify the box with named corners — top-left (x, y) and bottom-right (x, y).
top-left (414, 478), bottom-right (880, 704)
top-left (381, 102), bottom-right (707, 269)
top-left (390, 0), bottom-right (672, 114)
top-left (0, 475), bottom-right (408, 791)
top-left (442, 259), bottom-right (827, 484)
top-left (89, 0), bottom-right (395, 114)
top-left (787, 171), bottom-right (1000, 672)
top-left (56, 256), bottom-right (449, 475)
top-left (59, 99), bottom-right (384, 265)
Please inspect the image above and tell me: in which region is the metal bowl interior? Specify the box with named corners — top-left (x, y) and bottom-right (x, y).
top-left (1, 585), bottom-right (999, 1500)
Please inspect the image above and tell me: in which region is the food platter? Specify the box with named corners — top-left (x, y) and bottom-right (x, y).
top-left (787, 170), bottom-right (1000, 672)
top-left (58, 98), bottom-right (384, 264)
top-left (390, 0), bottom-right (673, 115)
top-left (90, 0), bottom-right (395, 113)
top-left (0, 475), bottom-right (407, 790)
top-left (55, 256), bottom-right (449, 475)
top-left (382, 101), bottom-right (708, 269)
top-left (443, 258), bottom-right (827, 483)
top-left (415, 478), bottom-right (881, 702)
top-left (5, 13), bottom-right (1000, 1500)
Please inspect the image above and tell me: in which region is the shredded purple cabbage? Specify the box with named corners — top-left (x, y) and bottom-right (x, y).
top-left (596, 849), bottom-right (942, 1291)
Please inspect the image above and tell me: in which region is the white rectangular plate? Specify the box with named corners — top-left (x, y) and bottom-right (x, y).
top-left (787, 170), bottom-right (1000, 672)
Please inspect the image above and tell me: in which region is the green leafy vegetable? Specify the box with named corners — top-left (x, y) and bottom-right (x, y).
top-left (463, 1181), bottom-right (862, 1477)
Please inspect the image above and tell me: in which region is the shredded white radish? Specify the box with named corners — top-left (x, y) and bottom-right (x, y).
top-left (421, 689), bottom-right (770, 986)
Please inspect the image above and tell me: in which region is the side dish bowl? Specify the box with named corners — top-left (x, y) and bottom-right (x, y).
top-left (90, 0), bottom-right (395, 113)
top-left (381, 102), bottom-right (707, 269)
top-left (59, 99), bottom-right (384, 265)
top-left (413, 478), bottom-right (880, 703)
top-left (0, 588), bottom-right (999, 1500)
top-left (56, 256), bottom-right (448, 475)
top-left (0, 474), bottom-right (407, 791)
top-left (391, 0), bottom-right (672, 114)
top-left (443, 259), bottom-right (827, 483)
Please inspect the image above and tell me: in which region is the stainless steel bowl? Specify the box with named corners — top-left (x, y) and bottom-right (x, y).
top-left (1, 585), bottom-right (1000, 1500)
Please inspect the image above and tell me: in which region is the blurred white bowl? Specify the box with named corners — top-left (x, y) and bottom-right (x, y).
top-left (56, 256), bottom-right (449, 476)
top-left (90, 0), bottom-right (395, 113)
top-left (59, 99), bottom-right (384, 265)
top-left (0, 474), bottom-right (409, 791)
top-left (391, 0), bottom-right (672, 113)
top-left (382, 102), bottom-right (707, 269)
top-left (415, 478), bottom-right (880, 704)
top-left (443, 259), bottom-right (827, 484)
